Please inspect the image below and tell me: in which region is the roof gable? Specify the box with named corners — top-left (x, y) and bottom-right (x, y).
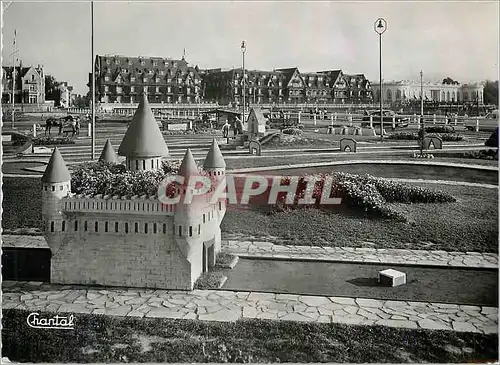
top-left (117, 94), bottom-right (169, 158)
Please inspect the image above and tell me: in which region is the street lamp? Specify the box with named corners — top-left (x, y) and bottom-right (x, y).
top-left (374, 18), bottom-right (387, 140)
top-left (241, 41), bottom-right (246, 126)
top-left (420, 70), bottom-right (425, 155)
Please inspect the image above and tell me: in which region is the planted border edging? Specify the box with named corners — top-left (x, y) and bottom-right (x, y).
top-left (1, 308), bottom-right (498, 363)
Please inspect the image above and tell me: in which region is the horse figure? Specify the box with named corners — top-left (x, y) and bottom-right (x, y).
top-left (45, 118), bottom-right (56, 135)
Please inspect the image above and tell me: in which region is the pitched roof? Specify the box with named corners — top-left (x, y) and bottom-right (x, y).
top-left (41, 147), bottom-right (71, 183)
top-left (99, 139), bottom-right (119, 163)
top-left (248, 107), bottom-right (267, 126)
top-left (178, 149), bottom-right (199, 182)
top-left (203, 139), bottom-right (226, 169)
top-left (118, 94), bottom-right (169, 158)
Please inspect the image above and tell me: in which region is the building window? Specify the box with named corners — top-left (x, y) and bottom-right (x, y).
top-left (105, 222), bottom-right (108, 232)
top-left (74, 221), bottom-right (78, 231)
top-left (189, 226), bottom-right (192, 237)
top-left (84, 221), bottom-right (88, 231)
top-left (131, 77), bottom-right (135, 82)
top-left (153, 223), bottom-right (157, 234)
top-left (145, 223), bottom-right (148, 234)
top-left (203, 214), bottom-right (205, 223)
top-left (135, 222), bottom-right (139, 233)
top-left (219, 201), bottom-right (222, 210)
top-left (51, 221), bottom-right (55, 232)
top-left (95, 222), bottom-right (99, 232)
top-left (52, 186), bottom-right (55, 191)
top-left (178, 226), bottom-right (182, 236)
top-left (198, 225), bottom-right (200, 235)
top-left (163, 223), bottom-right (167, 234)
top-left (62, 221), bottom-right (66, 231)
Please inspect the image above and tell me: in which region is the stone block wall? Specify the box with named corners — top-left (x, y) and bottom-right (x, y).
top-left (49, 216), bottom-right (193, 290)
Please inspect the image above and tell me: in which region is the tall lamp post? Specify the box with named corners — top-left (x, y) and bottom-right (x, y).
top-left (420, 70), bottom-right (424, 155)
top-left (374, 18), bottom-right (387, 140)
top-left (91, 1), bottom-right (95, 160)
top-left (241, 41), bottom-right (246, 125)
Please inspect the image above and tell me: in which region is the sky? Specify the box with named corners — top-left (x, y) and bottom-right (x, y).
top-left (2, 0), bottom-right (499, 95)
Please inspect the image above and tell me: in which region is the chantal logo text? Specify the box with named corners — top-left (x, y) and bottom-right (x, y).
top-left (27, 312), bottom-right (75, 330)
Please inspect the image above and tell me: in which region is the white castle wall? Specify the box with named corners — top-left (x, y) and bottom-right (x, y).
top-left (43, 192), bottom-right (226, 290)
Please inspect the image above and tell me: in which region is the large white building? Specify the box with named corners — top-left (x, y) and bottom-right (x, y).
top-left (41, 94), bottom-right (227, 290)
top-left (371, 80), bottom-right (484, 104)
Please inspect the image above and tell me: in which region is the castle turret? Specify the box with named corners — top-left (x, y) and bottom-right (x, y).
top-left (41, 147), bottom-right (70, 237)
top-left (203, 138), bottom-right (226, 182)
top-left (99, 139), bottom-right (119, 163)
top-left (118, 93), bottom-right (168, 171)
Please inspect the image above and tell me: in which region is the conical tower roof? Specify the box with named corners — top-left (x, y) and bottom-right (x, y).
top-left (99, 139), bottom-right (119, 163)
top-left (203, 138), bottom-right (226, 169)
top-left (41, 147), bottom-right (71, 183)
top-left (178, 149), bottom-right (199, 182)
top-left (118, 94), bottom-right (168, 158)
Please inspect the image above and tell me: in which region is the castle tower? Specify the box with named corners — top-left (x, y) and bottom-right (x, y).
top-left (118, 93), bottom-right (168, 171)
top-left (41, 147), bottom-right (71, 238)
top-left (203, 138), bottom-right (226, 183)
top-left (173, 149), bottom-right (207, 287)
top-left (99, 139), bottom-right (119, 163)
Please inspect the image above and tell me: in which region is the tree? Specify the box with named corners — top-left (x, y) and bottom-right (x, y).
top-left (73, 94), bottom-right (90, 108)
top-left (483, 80), bottom-right (498, 106)
top-left (45, 75), bottom-right (61, 104)
top-left (442, 77), bottom-right (459, 85)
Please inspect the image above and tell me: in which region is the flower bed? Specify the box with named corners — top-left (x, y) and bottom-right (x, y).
top-left (70, 160), bottom-right (185, 197)
top-left (266, 172), bottom-right (455, 221)
top-left (425, 125), bottom-right (455, 133)
top-left (32, 137), bottom-right (75, 146)
top-left (388, 132), bottom-right (463, 142)
top-left (162, 129), bottom-right (222, 136)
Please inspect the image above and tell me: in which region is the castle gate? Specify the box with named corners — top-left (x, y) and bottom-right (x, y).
top-left (203, 240), bottom-right (216, 273)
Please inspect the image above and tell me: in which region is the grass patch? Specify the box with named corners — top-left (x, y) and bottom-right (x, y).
top-left (2, 309), bottom-right (497, 363)
top-left (224, 153), bottom-right (498, 171)
top-left (222, 183), bottom-right (498, 253)
top-left (193, 271), bottom-right (227, 290)
top-left (216, 252), bottom-right (239, 268)
top-left (2, 177), bottom-right (42, 230)
top-left (265, 133), bottom-right (337, 149)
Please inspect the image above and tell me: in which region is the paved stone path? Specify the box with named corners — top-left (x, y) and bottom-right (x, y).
top-left (222, 236), bottom-right (498, 269)
top-left (2, 281), bottom-right (497, 334)
top-left (3, 235), bottom-right (498, 269)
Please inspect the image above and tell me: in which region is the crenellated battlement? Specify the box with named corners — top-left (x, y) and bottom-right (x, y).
top-left (62, 194), bottom-right (176, 215)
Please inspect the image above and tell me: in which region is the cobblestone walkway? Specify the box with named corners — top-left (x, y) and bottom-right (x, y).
top-left (3, 235), bottom-right (498, 269)
top-left (2, 281), bottom-right (497, 334)
top-left (222, 237), bottom-right (498, 269)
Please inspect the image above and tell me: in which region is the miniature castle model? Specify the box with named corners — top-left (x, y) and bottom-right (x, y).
top-left (41, 94), bottom-right (226, 290)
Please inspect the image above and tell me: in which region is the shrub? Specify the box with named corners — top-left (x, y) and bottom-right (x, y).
top-left (282, 128), bottom-right (303, 135)
top-left (388, 132), bottom-right (420, 140)
top-left (70, 160), bottom-right (186, 197)
top-left (426, 125), bottom-right (454, 133)
top-left (388, 132), bottom-right (463, 142)
top-left (462, 150), bottom-right (498, 160)
top-left (32, 137), bottom-right (75, 146)
top-left (268, 172), bottom-right (455, 221)
top-left (194, 271), bottom-right (226, 289)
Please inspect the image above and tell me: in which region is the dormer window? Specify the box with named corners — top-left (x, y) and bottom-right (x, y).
top-left (143, 77), bottom-right (147, 83)
top-left (131, 76), bottom-right (136, 82)
top-left (105, 76), bottom-right (110, 82)
top-left (106, 59), bottom-right (110, 65)
top-left (128, 60), bottom-right (132, 65)
top-left (140, 60), bottom-right (145, 66)
top-left (153, 60), bottom-right (157, 66)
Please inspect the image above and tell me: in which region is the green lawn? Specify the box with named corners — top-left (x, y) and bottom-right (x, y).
top-left (2, 309), bottom-right (497, 363)
top-left (225, 154), bottom-right (498, 171)
top-left (222, 183), bottom-right (498, 253)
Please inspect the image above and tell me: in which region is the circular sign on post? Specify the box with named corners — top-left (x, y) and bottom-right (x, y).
top-left (374, 18), bottom-right (387, 34)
